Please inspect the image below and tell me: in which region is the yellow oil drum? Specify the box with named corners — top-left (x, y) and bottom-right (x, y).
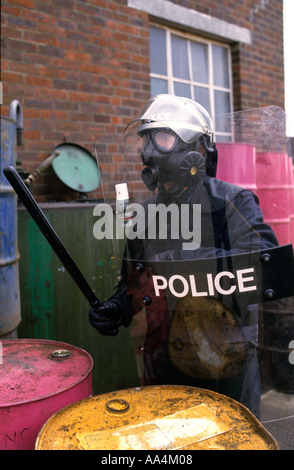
top-left (35, 385), bottom-right (279, 450)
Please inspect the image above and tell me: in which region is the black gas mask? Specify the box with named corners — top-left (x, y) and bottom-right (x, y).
top-left (140, 129), bottom-right (209, 195)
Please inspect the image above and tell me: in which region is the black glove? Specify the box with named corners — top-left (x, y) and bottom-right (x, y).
top-left (89, 300), bottom-right (124, 336)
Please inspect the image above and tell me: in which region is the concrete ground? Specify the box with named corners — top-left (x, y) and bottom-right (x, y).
top-left (260, 389), bottom-right (294, 450)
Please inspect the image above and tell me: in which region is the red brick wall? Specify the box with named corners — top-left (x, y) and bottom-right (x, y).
top-left (1, 0), bottom-right (150, 201)
top-left (1, 0), bottom-right (284, 202)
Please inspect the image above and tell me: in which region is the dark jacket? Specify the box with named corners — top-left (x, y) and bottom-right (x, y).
top-left (125, 174), bottom-right (278, 261)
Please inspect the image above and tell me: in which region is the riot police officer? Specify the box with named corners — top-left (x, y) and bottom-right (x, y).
top-left (89, 94), bottom-right (279, 416)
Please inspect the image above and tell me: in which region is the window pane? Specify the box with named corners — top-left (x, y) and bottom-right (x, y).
top-left (149, 26), bottom-right (232, 140)
top-left (174, 81), bottom-right (191, 98)
top-left (151, 77), bottom-right (168, 96)
top-left (212, 45), bottom-right (229, 88)
top-left (193, 86), bottom-right (210, 114)
top-left (214, 90), bottom-right (231, 132)
top-left (171, 35), bottom-right (189, 80)
top-left (215, 134), bottom-right (232, 143)
top-left (150, 26), bottom-right (167, 75)
top-left (191, 42), bottom-right (209, 84)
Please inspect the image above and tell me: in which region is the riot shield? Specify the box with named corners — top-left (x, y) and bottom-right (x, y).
top-left (94, 103), bottom-right (294, 442)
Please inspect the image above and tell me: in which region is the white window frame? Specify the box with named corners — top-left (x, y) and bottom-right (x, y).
top-left (149, 24), bottom-right (234, 141)
top-left (128, 0), bottom-right (251, 46)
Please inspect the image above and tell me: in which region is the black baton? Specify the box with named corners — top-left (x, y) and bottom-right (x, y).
top-left (3, 165), bottom-right (100, 310)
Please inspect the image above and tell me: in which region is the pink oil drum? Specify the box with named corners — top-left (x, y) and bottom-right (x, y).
top-left (293, 164), bottom-right (294, 244)
top-left (287, 157), bottom-right (294, 245)
top-left (0, 339), bottom-right (93, 450)
top-left (216, 143), bottom-right (257, 191)
top-left (256, 153), bottom-right (291, 245)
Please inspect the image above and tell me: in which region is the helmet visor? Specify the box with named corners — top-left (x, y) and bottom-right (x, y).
top-left (124, 94), bottom-right (213, 144)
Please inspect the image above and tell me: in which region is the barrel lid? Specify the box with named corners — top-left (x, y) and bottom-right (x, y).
top-left (51, 143), bottom-right (100, 193)
top-left (35, 385), bottom-right (279, 450)
top-left (0, 339), bottom-right (93, 406)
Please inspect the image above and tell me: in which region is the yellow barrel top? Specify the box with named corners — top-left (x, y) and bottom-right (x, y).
top-left (36, 385), bottom-right (278, 450)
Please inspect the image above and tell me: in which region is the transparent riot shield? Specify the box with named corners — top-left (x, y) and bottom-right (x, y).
top-left (94, 104), bottom-right (294, 448)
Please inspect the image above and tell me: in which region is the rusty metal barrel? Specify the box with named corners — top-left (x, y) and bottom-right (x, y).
top-left (35, 385), bottom-right (279, 450)
top-left (0, 339), bottom-right (93, 450)
top-left (0, 114), bottom-right (22, 338)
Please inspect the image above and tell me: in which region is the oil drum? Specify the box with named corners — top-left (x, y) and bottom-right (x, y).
top-left (256, 152), bottom-right (291, 245)
top-left (0, 339), bottom-right (93, 450)
top-left (216, 143), bottom-right (257, 192)
top-left (35, 385), bottom-right (278, 450)
top-left (0, 116), bottom-right (21, 337)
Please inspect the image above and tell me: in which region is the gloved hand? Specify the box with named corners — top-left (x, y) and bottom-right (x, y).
top-left (89, 300), bottom-right (124, 336)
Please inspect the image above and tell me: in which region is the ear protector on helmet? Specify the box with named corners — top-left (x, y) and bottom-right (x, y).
top-left (200, 135), bottom-right (218, 178)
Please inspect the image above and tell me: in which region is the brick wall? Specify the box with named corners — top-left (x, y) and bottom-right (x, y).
top-left (1, 0), bottom-right (150, 201)
top-left (1, 0), bottom-right (284, 202)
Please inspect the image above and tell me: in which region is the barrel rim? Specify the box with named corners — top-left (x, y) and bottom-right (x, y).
top-left (35, 384), bottom-right (280, 451)
top-left (0, 116), bottom-right (17, 125)
top-left (0, 338), bottom-right (94, 408)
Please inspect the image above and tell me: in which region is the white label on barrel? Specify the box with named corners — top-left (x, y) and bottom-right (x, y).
top-left (76, 404), bottom-right (231, 450)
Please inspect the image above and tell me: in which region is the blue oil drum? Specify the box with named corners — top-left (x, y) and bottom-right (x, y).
top-left (0, 116), bottom-right (21, 336)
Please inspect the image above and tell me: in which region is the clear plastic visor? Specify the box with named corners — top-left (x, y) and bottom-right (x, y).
top-left (94, 106), bottom-right (294, 448)
top-left (124, 95), bottom-right (212, 144)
